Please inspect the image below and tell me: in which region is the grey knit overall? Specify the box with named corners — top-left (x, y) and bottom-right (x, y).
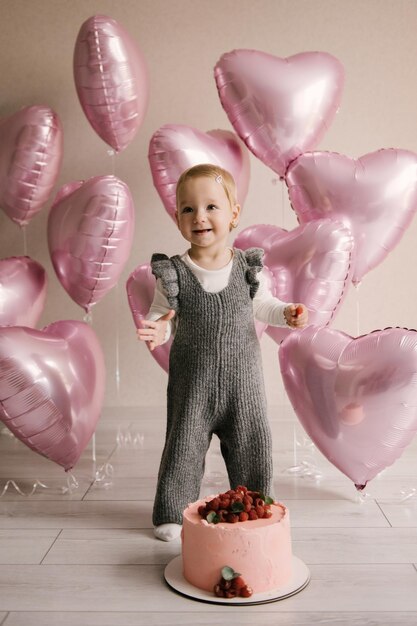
top-left (151, 247), bottom-right (273, 526)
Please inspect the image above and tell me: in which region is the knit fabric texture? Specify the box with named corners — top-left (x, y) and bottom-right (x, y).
top-left (151, 247), bottom-right (273, 526)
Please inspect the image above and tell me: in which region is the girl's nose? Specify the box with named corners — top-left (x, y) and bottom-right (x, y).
top-left (193, 209), bottom-right (207, 223)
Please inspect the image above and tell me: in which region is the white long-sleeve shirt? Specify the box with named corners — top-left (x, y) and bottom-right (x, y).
top-left (147, 249), bottom-right (291, 344)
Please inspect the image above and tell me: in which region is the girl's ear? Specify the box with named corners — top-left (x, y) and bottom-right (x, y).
top-left (174, 211), bottom-right (180, 227)
top-left (233, 203), bottom-right (241, 221)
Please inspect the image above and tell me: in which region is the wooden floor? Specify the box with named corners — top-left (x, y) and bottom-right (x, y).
top-left (0, 405), bottom-right (416, 625)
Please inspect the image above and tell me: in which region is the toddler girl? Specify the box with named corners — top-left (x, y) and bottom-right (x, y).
top-left (138, 163), bottom-right (308, 541)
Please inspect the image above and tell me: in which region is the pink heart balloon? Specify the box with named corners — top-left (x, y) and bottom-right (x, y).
top-left (48, 175), bottom-right (135, 313)
top-left (0, 257), bottom-right (47, 327)
top-left (286, 149), bottom-right (417, 285)
top-left (279, 325), bottom-right (417, 488)
top-left (214, 50), bottom-right (344, 177)
top-left (74, 15), bottom-right (148, 153)
top-left (148, 124), bottom-right (250, 221)
top-left (0, 106), bottom-right (63, 226)
top-left (126, 264), bottom-right (171, 373)
top-left (235, 219), bottom-right (354, 344)
top-left (0, 321), bottom-right (105, 470)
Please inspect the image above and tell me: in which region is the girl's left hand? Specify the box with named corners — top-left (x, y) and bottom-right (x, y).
top-left (284, 304), bottom-right (308, 328)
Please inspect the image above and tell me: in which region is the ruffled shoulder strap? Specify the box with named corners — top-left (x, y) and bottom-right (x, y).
top-left (150, 253), bottom-right (179, 311)
top-left (242, 247), bottom-right (264, 299)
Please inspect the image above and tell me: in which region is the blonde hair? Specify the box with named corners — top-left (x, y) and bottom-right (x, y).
top-left (176, 163), bottom-right (237, 209)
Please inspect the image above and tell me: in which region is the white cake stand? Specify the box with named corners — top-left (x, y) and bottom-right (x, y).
top-left (164, 555), bottom-right (310, 605)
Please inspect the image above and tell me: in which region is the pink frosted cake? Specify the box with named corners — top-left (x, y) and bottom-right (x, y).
top-left (181, 487), bottom-right (292, 596)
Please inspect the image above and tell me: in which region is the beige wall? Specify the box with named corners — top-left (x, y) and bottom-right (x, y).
top-left (1, 0), bottom-right (417, 408)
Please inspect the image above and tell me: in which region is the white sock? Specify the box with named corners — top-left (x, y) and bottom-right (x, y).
top-left (154, 523), bottom-right (182, 542)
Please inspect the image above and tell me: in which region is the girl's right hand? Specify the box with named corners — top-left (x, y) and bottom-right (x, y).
top-left (284, 303), bottom-right (308, 328)
top-left (136, 309), bottom-right (176, 351)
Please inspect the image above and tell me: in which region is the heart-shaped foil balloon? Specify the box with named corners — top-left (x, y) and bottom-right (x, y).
top-left (214, 49), bottom-right (344, 177)
top-left (148, 125), bottom-right (250, 221)
top-left (0, 321), bottom-right (105, 470)
top-left (126, 264), bottom-right (172, 373)
top-left (0, 257), bottom-right (47, 327)
top-left (286, 149), bottom-right (417, 285)
top-left (279, 325), bottom-right (417, 488)
top-left (74, 15), bottom-right (148, 152)
top-left (48, 175), bottom-right (135, 313)
top-left (0, 106), bottom-right (63, 226)
top-left (234, 219), bottom-right (354, 344)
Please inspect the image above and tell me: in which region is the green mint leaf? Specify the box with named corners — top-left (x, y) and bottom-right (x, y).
top-left (221, 566), bottom-right (235, 581)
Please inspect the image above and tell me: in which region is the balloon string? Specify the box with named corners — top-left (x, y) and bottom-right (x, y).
top-left (91, 433), bottom-right (96, 463)
top-left (115, 283), bottom-right (120, 399)
top-left (22, 225), bottom-right (28, 256)
top-left (92, 462), bottom-right (114, 489)
top-left (355, 283), bottom-right (361, 336)
top-left (60, 472), bottom-right (79, 495)
top-left (116, 426), bottom-right (145, 448)
top-left (106, 145), bottom-right (119, 397)
top-left (107, 149), bottom-right (116, 175)
top-left (355, 490), bottom-right (371, 503)
top-left (83, 310), bottom-right (93, 325)
top-left (81, 311), bottom-right (96, 461)
top-left (0, 479), bottom-right (49, 498)
top-left (293, 423), bottom-right (297, 467)
top-left (282, 460), bottom-right (323, 481)
top-left (283, 425), bottom-right (322, 480)
top-left (399, 487), bottom-right (416, 502)
top-left (281, 180), bottom-right (285, 229)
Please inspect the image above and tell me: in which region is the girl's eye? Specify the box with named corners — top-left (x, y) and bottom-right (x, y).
top-left (207, 204), bottom-right (217, 210)
top-left (182, 206), bottom-right (193, 213)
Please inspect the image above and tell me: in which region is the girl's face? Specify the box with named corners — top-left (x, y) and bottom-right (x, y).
top-left (175, 176), bottom-right (240, 251)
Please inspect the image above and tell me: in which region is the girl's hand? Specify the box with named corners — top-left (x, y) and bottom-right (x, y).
top-left (136, 309), bottom-right (176, 351)
top-left (284, 304), bottom-right (308, 329)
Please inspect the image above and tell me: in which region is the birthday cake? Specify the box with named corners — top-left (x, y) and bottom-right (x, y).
top-left (181, 486), bottom-right (292, 597)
